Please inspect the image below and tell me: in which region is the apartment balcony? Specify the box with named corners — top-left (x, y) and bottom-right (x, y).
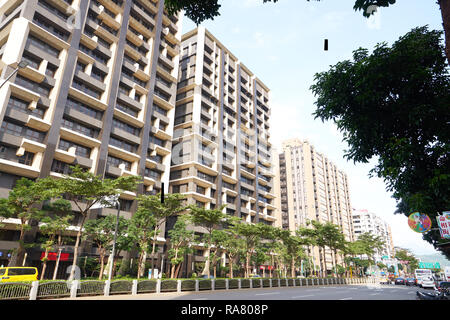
top-left (97, 5), bottom-right (121, 30)
top-left (128, 16), bottom-right (153, 39)
top-left (97, 0), bottom-right (123, 15)
top-left (68, 87), bottom-right (107, 111)
top-left (59, 127), bottom-right (101, 148)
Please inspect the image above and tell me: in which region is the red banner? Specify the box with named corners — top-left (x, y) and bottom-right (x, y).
top-left (40, 252), bottom-right (69, 261)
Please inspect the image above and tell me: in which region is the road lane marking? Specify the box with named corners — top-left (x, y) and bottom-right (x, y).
top-left (370, 293), bottom-right (380, 296)
top-left (340, 297), bottom-right (353, 300)
top-left (193, 298), bottom-right (208, 300)
top-left (408, 291), bottom-right (415, 294)
top-left (292, 295), bottom-right (315, 299)
top-left (255, 292), bottom-right (280, 296)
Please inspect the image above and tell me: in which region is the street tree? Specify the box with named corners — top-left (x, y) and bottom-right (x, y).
top-left (298, 220), bottom-right (329, 277)
top-left (311, 26), bottom-right (450, 257)
top-left (280, 230), bottom-right (308, 278)
top-left (128, 205), bottom-right (156, 279)
top-left (187, 204), bottom-right (228, 277)
top-left (55, 165), bottom-right (140, 280)
top-left (321, 222), bottom-right (347, 277)
top-left (233, 222), bottom-right (266, 278)
top-left (209, 229), bottom-right (229, 278)
top-left (218, 228), bottom-right (245, 279)
top-left (167, 215), bottom-right (196, 279)
top-left (83, 215), bottom-right (129, 280)
top-left (0, 177), bottom-right (58, 267)
top-left (38, 199), bottom-right (73, 280)
top-left (136, 193), bottom-right (187, 278)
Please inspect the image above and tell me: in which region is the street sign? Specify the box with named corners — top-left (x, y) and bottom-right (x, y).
top-left (419, 262), bottom-right (441, 269)
top-left (436, 212), bottom-right (450, 239)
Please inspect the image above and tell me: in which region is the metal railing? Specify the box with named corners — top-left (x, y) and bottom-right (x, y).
top-left (0, 282), bottom-right (32, 300)
top-left (0, 277), bottom-right (375, 300)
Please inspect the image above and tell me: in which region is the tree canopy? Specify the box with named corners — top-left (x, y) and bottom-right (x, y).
top-left (164, 0), bottom-right (398, 25)
top-left (311, 26), bottom-right (450, 257)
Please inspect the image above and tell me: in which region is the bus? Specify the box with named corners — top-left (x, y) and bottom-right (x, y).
top-left (415, 269), bottom-right (433, 287)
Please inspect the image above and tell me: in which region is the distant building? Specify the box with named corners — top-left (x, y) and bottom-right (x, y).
top-left (352, 208), bottom-right (395, 260)
top-left (274, 138), bottom-right (354, 276)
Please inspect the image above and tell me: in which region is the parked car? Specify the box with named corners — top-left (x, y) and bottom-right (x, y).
top-left (421, 276), bottom-right (436, 289)
top-left (250, 274), bottom-right (261, 278)
top-left (394, 277), bottom-right (406, 285)
top-left (405, 278), bottom-right (416, 286)
top-left (200, 275), bottom-right (215, 279)
top-left (0, 267), bottom-right (38, 282)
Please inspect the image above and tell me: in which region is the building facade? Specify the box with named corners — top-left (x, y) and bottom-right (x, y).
top-left (352, 208), bottom-right (395, 260)
top-left (275, 138), bottom-right (354, 275)
top-left (170, 27), bottom-right (276, 224)
top-left (0, 0), bottom-right (182, 273)
top-left (169, 27), bottom-right (276, 275)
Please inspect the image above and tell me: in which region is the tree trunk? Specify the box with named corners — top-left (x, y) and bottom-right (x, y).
top-left (40, 249), bottom-right (49, 280)
top-left (270, 254), bottom-right (274, 278)
top-left (174, 262), bottom-right (182, 279)
top-left (69, 214), bottom-right (86, 281)
top-left (245, 252), bottom-right (250, 278)
top-left (229, 254), bottom-right (234, 279)
top-left (68, 229), bottom-right (82, 281)
top-left (440, 0), bottom-right (450, 63)
top-left (291, 257), bottom-right (295, 278)
top-left (98, 249), bottom-right (105, 280)
top-left (8, 225), bottom-right (26, 267)
top-left (170, 248), bottom-right (179, 279)
top-left (137, 251), bottom-right (144, 280)
top-left (53, 248), bottom-right (62, 280)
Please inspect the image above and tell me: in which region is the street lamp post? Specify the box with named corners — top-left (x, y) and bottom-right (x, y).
top-left (0, 60), bottom-right (29, 90)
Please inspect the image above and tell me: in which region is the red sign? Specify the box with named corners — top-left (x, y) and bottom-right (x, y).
top-left (40, 252), bottom-right (69, 261)
top-left (267, 266), bottom-right (273, 270)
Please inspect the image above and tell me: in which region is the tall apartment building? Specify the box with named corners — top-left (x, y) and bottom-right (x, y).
top-left (352, 208), bottom-right (395, 260)
top-left (0, 0), bottom-right (182, 272)
top-left (275, 138), bottom-right (354, 275)
top-left (169, 27), bottom-right (276, 225)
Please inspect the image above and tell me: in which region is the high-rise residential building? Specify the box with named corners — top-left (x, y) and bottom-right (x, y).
top-left (0, 0), bottom-right (182, 272)
top-left (352, 208), bottom-right (395, 260)
top-left (275, 138), bottom-right (354, 275)
top-left (170, 27), bottom-right (276, 223)
top-left (169, 27), bottom-right (276, 275)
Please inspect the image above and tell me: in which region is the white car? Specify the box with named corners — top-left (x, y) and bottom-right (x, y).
top-left (421, 276), bottom-right (436, 289)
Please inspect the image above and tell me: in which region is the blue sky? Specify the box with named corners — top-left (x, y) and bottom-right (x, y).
top-left (182, 0), bottom-right (446, 257)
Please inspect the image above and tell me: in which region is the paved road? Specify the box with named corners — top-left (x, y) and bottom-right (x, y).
top-left (60, 283), bottom-right (427, 300)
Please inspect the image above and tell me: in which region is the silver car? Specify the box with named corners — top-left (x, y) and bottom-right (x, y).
top-left (421, 276), bottom-right (436, 289)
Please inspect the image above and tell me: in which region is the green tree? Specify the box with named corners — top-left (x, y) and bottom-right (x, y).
top-left (298, 220), bottom-right (329, 277)
top-left (218, 228), bottom-right (245, 279)
top-left (187, 205), bottom-right (228, 278)
top-left (128, 205), bottom-right (156, 279)
top-left (394, 248), bottom-right (419, 273)
top-left (0, 177), bottom-right (58, 267)
top-left (38, 199), bottom-right (73, 280)
top-left (311, 27), bottom-right (450, 258)
top-left (83, 215), bottom-right (129, 280)
top-left (167, 215), bottom-right (196, 278)
top-left (320, 222), bottom-right (347, 277)
top-left (136, 193), bottom-right (186, 278)
top-left (209, 229), bottom-right (229, 278)
top-left (232, 222), bottom-right (266, 278)
top-left (55, 165), bottom-right (140, 280)
top-left (165, 0), bottom-right (450, 63)
top-left (280, 230), bottom-right (308, 278)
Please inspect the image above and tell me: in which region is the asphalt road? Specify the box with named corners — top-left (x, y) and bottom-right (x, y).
top-left (61, 283), bottom-right (428, 300)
